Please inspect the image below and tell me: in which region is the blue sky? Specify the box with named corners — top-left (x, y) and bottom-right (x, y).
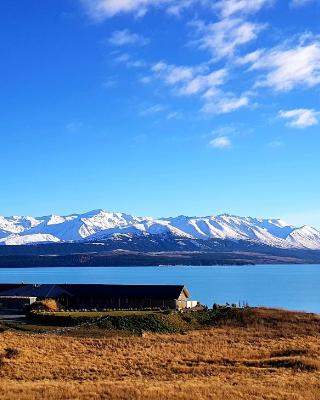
top-left (0, 0), bottom-right (320, 226)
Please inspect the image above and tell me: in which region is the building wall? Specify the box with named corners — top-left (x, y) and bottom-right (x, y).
top-left (63, 296), bottom-right (178, 310)
top-left (0, 297), bottom-right (37, 310)
top-left (175, 290), bottom-right (190, 309)
top-left (186, 300), bottom-right (198, 309)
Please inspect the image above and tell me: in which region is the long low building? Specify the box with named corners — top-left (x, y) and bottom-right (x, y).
top-left (0, 296), bottom-right (37, 310)
top-left (0, 283), bottom-right (195, 311)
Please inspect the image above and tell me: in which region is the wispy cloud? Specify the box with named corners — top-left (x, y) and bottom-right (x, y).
top-left (166, 111), bottom-right (182, 120)
top-left (151, 62), bottom-right (199, 86)
top-left (113, 52), bottom-right (146, 68)
top-left (108, 29), bottom-right (149, 46)
top-left (209, 136), bottom-right (231, 149)
top-left (81, 0), bottom-right (320, 133)
top-left (214, 0), bottom-right (274, 18)
top-left (211, 126), bottom-right (236, 137)
top-left (202, 95), bottom-right (249, 114)
top-left (151, 61), bottom-right (227, 97)
top-left (80, 0), bottom-right (209, 20)
top-left (279, 108), bottom-right (319, 128)
top-left (290, 0), bottom-right (315, 7)
top-left (166, 0), bottom-right (202, 16)
top-left (80, 0), bottom-right (168, 20)
top-left (80, 0), bottom-right (273, 21)
top-left (146, 61), bottom-right (250, 115)
top-left (81, 0), bottom-right (274, 20)
top-left (242, 37), bottom-right (320, 91)
top-left (193, 18), bottom-right (266, 60)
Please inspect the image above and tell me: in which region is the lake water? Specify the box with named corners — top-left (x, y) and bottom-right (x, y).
top-left (0, 265), bottom-right (319, 313)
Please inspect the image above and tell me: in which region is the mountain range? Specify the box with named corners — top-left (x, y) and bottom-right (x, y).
top-left (1, 209), bottom-right (320, 250)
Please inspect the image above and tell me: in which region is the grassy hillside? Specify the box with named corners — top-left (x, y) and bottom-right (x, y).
top-left (25, 306), bottom-right (320, 334)
top-left (0, 308), bottom-right (319, 399)
top-left (25, 308), bottom-right (251, 330)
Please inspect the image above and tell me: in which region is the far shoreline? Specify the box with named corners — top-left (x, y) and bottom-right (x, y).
top-left (0, 262), bottom-right (320, 270)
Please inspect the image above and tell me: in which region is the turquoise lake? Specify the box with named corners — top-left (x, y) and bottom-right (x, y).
top-left (0, 265), bottom-right (319, 313)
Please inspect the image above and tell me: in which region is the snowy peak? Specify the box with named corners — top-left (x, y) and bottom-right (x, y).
top-left (163, 214), bottom-right (294, 246)
top-left (0, 210), bottom-right (319, 250)
top-left (286, 226), bottom-right (320, 250)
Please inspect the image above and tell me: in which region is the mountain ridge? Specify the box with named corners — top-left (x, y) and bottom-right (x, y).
top-left (0, 209), bottom-right (320, 250)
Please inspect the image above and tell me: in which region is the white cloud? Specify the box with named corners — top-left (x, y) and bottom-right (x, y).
top-left (244, 39), bottom-right (320, 91)
top-left (203, 95), bottom-right (249, 114)
top-left (114, 53), bottom-right (130, 63)
top-left (211, 126), bottom-right (236, 136)
top-left (209, 136), bottom-right (231, 148)
top-left (80, 0), bottom-right (209, 20)
top-left (236, 49), bottom-right (263, 65)
top-left (290, 0), bottom-right (315, 7)
top-left (108, 30), bottom-right (149, 46)
top-left (194, 18), bottom-right (265, 59)
top-left (151, 61), bottom-right (227, 97)
top-left (166, 111), bottom-right (182, 120)
top-left (149, 61), bottom-right (249, 114)
top-left (152, 62), bottom-right (197, 85)
top-left (80, 0), bottom-right (170, 19)
top-left (180, 70), bottom-right (228, 96)
top-left (166, 0), bottom-right (199, 15)
top-left (279, 108), bottom-right (319, 128)
top-left (80, 0), bottom-right (273, 20)
top-left (214, 0), bottom-right (273, 17)
top-left (113, 52), bottom-right (146, 68)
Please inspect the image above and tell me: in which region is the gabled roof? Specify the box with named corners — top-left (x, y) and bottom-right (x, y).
top-left (0, 284), bottom-right (72, 298)
top-left (182, 286), bottom-right (191, 299)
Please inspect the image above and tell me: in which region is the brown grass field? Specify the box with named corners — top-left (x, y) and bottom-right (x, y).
top-left (0, 308), bottom-right (320, 400)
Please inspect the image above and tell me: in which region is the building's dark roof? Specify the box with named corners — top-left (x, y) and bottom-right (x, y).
top-left (0, 284), bottom-right (25, 293)
top-left (0, 284), bottom-right (72, 298)
top-left (60, 284), bottom-right (189, 299)
top-left (0, 284), bottom-right (189, 300)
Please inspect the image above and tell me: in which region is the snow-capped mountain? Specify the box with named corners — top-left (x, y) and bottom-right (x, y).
top-left (0, 209), bottom-right (319, 250)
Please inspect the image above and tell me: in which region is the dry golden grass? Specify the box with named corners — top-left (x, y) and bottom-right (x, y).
top-left (0, 308), bottom-right (320, 400)
top-left (29, 299), bottom-right (61, 313)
